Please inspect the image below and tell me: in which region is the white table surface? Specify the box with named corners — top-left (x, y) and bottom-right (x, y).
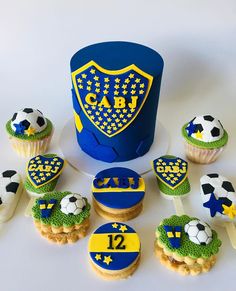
top-left (0, 1), bottom-right (236, 291)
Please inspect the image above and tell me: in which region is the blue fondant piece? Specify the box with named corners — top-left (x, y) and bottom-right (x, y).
top-left (92, 167), bottom-right (145, 209)
top-left (71, 42), bottom-right (164, 162)
top-left (136, 135), bottom-right (153, 156)
top-left (90, 252), bottom-right (139, 271)
top-left (13, 122), bottom-right (26, 134)
top-left (163, 225), bottom-right (182, 248)
top-left (78, 128), bottom-right (99, 148)
top-left (203, 193), bottom-right (224, 217)
top-left (93, 222), bottom-right (136, 234)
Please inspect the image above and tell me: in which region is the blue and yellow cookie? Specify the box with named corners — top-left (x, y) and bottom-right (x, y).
top-left (25, 154), bottom-right (65, 197)
top-left (88, 222), bottom-right (141, 279)
top-left (92, 167), bottom-right (145, 221)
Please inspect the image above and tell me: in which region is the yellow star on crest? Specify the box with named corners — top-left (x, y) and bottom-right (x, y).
top-left (94, 75), bottom-right (99, 81)
top-left (223, 204), bottom-right (236, 219)
top-left (107, 117), bottom-right (112, 122)
top-left (87, 86), bottom-right (91, 91)
top-left (87, 80), bottom-right (92, 85)
top-left (114, 90), bottom-right (119, 96)
top-left (114, 84), bottom-right (120, 89)
top-left (123, 109), bottom-right (128, 113)
top-left (90, 69), bottom-right (96, 74)
top-left (95, 88), bottom-right (100, 93)
top-left (95, 82), bottom-right (100, 87)
top-left (95, 254), bottom-right (101, 261)
top-left (119, 225), bottom-right (128, 232)
top-left (122, 90), bottom-right (128, 95)
top-left (77, 78), bottom-right (82, 83)
top-left (104, 84), bottom-right (109, 89)
top-left (131, 84), bottom-right (136, 89)
top-left (195, 130), bottom-right (203, 139)
top-left (103, 89), bottom-right (108, 94)
top-left (140, 83), bottom-right (145, 88)
top-left (82, 74), bottom-right (87, 79)
top-left (129, 73), bottom-right (134, 78)
top-left (112, 223), bottom-right (118, 228)
top-left (131, 90), bottom-right (136, 95)
top-left (78, 84), bottom-right (83, 89)
top-left (115, 78), bottom-right (120, 83)
top-left (125, 78), bottom-right (130, 84)
top-left (25, 126), bottom-right (36, 136)
top-left (122, 84), bottom-right (127, 89)
top-left (104, 77), bottom-right (109, 82)
top-left (135, 78), bottom-right (140, 83)
top-left (139, 89), bottom-right (144, 94)
top-left (103, 256), bottom-right (113, 265)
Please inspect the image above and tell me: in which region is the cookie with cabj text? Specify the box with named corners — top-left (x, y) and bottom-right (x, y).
top-left (25, 154), bottom-right (65, 198)
top-left (0, 170), bottom-right (23, 222)
top-left (155, 215), bottom-right (221, 276)
top-left (92, 167), bottom-right (145, 221)
top-left (32, 191), bottom-right (90, 244)
top-left (6, 108), bottom-right (53, 158)
top-left (182, 115), bottom-right (228, 164)
top-left (88, 222), bottom-right (141, 280)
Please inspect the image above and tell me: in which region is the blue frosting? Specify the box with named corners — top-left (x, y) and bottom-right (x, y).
top-left (93, 222), bottom-right (136, 234)
top-left (92, 167), bottom-right (145, 209)
top-left (70, 41), bottom-right (164, 162)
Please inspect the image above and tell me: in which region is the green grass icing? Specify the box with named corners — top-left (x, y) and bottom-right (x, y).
top-left (6, 118), bottom-right (53, 141)
top-left (156, 215), bottom-right (221, 259)
top-left (32, 191), bottom-right (91, 227)
top-left (158, 178), bottom-right (190, 196)
top-left (24, 154), bottom-right (62, 193)
top-left (182, 123), bottom-right (228, 149)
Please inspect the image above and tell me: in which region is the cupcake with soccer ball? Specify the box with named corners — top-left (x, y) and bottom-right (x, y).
top-left (32, 191), bottom-right (90, 244)
top-left (5, 108), bottom-right (53, 157)
top-left (182, 115), bottom-right (228, 164)
top-left (155, 215), bottom-right (221, 276)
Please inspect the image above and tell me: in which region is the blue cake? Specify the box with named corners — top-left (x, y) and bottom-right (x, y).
top-left (70, 41), bottom-right (164, 162)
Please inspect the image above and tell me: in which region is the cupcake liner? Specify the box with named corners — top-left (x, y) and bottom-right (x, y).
top-left (184, 141), bottom-right (224, 164)
top-left (8, 133), bottom-right (53, 158)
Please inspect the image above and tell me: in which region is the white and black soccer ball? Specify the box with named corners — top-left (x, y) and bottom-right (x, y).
top-left (186, 115), bottom-right (224, 142)
top-left (0, 170), bottom-right (21, 206)
top-left (11, 108), bottom-right (47, 133)
top-left (60, 193), bottom-right (86, 215)
top-left (200, 174), bottom-right (236, 219)
top-left (184, 219), bottom-right (212, 245)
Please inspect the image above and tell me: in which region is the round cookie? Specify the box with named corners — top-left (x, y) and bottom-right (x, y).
top-left (92, 167), bottom-right (145, 221)
top-left (25, 154), bottom-right (65, 197)
top-left (155, 215), bottom-right (221, 276)
top-left (88, 222), bottom-right (141, 280)
top-left (32, 191), bottom-right (90, 244)
top-left (6, 108), bottom-right (53, 157)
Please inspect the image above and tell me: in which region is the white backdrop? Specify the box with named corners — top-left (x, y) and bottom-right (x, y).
top-left (0, 1), bottom-right (236, 291)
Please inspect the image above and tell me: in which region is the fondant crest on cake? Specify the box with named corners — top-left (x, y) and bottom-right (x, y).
top-left (71, 60), bottom-right (153, 137)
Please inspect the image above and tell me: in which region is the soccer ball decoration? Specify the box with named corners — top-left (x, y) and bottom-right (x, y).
top-left (11, 108), bottom-right (47, 134)
top-left (186, 115), bottom-right (224, 142)
top-left (60, 193), bottom-right (86, 215)
top-left (184, 219), bottom-right (212, 245)
top-left (0, 170), bottom-right (21, 205)
top-left (200, 174), bottom-right (236, 220)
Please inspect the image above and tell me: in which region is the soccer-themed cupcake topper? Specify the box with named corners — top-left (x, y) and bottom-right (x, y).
top-left (24, 154), bottom-right (66, 216)
top-left (151, 155), bottom-right (190, 215)
top-left (200, 173), bottom-right (236, 249)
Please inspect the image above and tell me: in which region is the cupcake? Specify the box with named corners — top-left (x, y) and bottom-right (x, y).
top-left (182, 115), bottom-right (228, 164)
top-left (155, 215), bottom-right (221, 275)
top-left (6, 108), bottom-right (53, 157)
top-left (25, 154), bottom-right (65, 198)
top-left (32, 191), bottom-right (90, 244)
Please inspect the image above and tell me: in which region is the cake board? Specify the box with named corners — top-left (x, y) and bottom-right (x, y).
top-left (59, 119), bottom-right (169, 177)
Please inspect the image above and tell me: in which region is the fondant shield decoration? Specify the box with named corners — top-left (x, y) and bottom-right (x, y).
top-left (27, 155), bottom-right (65, 188)
top-left (71, 61), bottom-right (153, 137)
top-left (152, 156), bottom-right (188, 190)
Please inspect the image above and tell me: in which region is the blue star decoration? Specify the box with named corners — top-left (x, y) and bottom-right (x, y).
top-left (186, 121), bottom-right (196, 137)
top-left (163, 225), bottom-right (182, 248)
top-left (13, 122), bottom-right (26, 134)
top-left (203, 193), bottom-right (223, 217)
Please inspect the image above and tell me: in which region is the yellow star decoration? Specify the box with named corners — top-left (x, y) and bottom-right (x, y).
top-left (104, 77), bottom-right (109, 82)
top-left (195, 130), bottom-right (203, 139)
top-left (95, 254), bottom-right (101, 261)
top-left (119, 225), bottom-right (128, 233)
top-left (82, 73), bottom-right (87, 79)
top-left (24, 126), bottom-right (36, 136)
top-left (77, 78), bottom-right (82, 83)
top-left (115, 78), bottom-right (120, 83)
top-left (94, 75), bottom-right (99, 81)
top-left (90, 69), bottom-right (96, 74)
top-left (222, 204), bottom-right (236, 219)
top-left (103, 255), bottom-right (113, 265)
top-left (112, 223), bottom-right (118, 228)
top-left (129, 73), bottom-right (134, 78)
